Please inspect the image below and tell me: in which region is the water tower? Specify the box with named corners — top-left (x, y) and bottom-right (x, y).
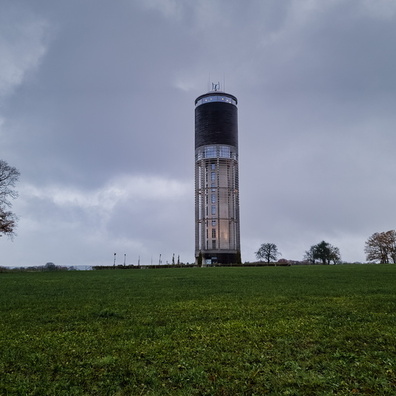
top-left (195, 84), bottom-right (241, 265)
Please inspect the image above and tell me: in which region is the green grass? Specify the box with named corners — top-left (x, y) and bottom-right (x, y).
top-left (0, 265), bottom-right (395, 395)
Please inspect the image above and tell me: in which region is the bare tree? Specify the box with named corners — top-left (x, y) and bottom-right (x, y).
top-left (0, 160), bottom-right (20, 238)
top-left (303, 247), bottom-right (316, 264)
top-left (365, 230), bottom-right (396, 264)
top-left (255, 243), bottom-right (281, 264)
top-left (329, 245), bottom-right (341, 265)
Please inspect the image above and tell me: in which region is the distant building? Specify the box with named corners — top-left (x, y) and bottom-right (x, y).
top-left (194, 85), bottom-right (241, 265)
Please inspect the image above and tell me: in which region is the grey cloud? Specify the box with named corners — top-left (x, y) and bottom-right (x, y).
top-left (0, 4), bottom-right (49, 98)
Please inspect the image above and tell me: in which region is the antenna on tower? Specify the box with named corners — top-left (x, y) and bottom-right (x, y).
top-left (212, 82), bottom-right (221, 91)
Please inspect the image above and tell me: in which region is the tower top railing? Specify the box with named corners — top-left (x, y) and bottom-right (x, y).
top-left (195, 92), bottom-right (237, 107)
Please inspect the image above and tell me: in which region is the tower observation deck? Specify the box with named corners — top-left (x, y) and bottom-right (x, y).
top-left (195, 88), bottom-right (241, 265)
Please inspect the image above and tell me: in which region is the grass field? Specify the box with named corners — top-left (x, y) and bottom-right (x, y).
top-left (0, 265), bottom-right (395, 395)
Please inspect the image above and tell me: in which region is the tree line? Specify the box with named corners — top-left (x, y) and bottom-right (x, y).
top-left (255, 241), bottom-right (341, 265)
top-left (0, 262), bottom-right (76, 273)
top-left (256, 231), bottom-right (396, 265)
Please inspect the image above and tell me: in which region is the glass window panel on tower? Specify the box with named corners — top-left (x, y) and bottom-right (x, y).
top-left (219, 146), bottom-right (231, 158)
top-left (204, 146), bottom-right (216, 158)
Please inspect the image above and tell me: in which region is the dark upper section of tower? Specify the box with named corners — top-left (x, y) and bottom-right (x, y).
top-left (195, 92), bottom-right (238, 150)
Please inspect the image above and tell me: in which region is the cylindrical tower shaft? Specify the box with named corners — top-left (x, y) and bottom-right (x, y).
top-left (195, 90), bottom-right (241, 265)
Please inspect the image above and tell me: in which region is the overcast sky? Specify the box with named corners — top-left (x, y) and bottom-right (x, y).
top-left (1, 0), bottom-right (396, 267)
